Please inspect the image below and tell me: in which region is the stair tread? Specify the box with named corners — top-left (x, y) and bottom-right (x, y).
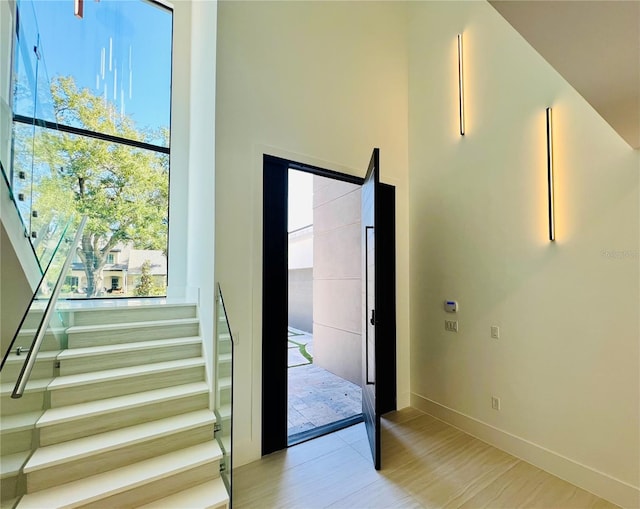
top-left (0, 451), bottom-right (30, 478)
top-left (217, 434), bottom-right (231, 455)
top-left (65, 301), bottom-right (196, 313)
top-left (1, 378), bottom-right (50, 396)
top-left (17, 440), bottom-right (222, 509)
top-left (37, 382), bottom-right (209, 428)
top-left (24, 409), bottom-right (216, 473)
top-left (67, 317), bottom-right (199, 334)
top-left (48, 357), bottom-right (205, 390)
top-left (59, 337), bottom-right (201, 358)
top-left (217, 404), bottom-right (231, 420)
top-left (218, 352), bottom-right (232, 363)
top-left (1, 411), bottom-right (42, 434)
top-left (218, 377), bottom-right (231, 390)
top-left (2, 350), bottom-right (59, 365)
top-left (137, 478), bottom-right (229, 509)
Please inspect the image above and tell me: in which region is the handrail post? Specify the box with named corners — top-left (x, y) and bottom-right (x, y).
top-left (11, 215), bottom-right (88, 398)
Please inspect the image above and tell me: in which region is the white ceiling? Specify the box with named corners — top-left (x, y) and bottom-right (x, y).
top-left (489, 0), bottom-right (640, 149)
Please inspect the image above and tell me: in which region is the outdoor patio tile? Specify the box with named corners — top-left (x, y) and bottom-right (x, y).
top-left (288, 358), bottom-right (362, 436)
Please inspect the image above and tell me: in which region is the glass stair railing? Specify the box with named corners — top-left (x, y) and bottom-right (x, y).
top-left (0, 215), bottom-right (86, 508)
top-left (1, 163), bottom-right (73, 279)
top-left (6, 0), bottom-right (65, 274)
top-left (214, 283), bottom-right (234, 505)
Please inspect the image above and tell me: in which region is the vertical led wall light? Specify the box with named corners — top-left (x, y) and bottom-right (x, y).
top-left (546, 107), bottom-right (555, 241)
top-left (457, 34), bottom-right (465, 136)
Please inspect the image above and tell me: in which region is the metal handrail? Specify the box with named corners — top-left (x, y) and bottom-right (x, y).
top-left (11, 215), bottom-right (88, 398)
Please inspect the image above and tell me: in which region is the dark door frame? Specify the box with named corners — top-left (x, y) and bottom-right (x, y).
top-left (261, 153), bottom-right (395, 456)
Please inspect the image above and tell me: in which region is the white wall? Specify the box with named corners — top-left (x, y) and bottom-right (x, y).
top-left (169, 0), bottom-right (217, 399)
top-left (407, 2), bottom-right (639, 507)
top-left (167, 0), bottom-right (191, 300)
top-left (215, 0), bottom-right (410, 466)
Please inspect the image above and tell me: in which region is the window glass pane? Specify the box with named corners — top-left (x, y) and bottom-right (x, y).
top-left (13, 0), bottom-right (57, 121)
top-left (13, 0), bottom-right (172, 147)
top-left (17, 124), bottom-right (168, 298)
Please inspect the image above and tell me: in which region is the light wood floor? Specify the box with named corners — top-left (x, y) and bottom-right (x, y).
top-left (233, 407), bottom-right (618, 509)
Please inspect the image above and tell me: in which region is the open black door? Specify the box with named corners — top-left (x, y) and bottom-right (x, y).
top-left (361, 148), bottom-right (396, 470)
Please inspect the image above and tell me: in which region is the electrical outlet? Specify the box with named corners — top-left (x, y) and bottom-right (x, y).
top-left (445, 320), bottom-right (458, 332)
top-left (491, 325), bottom-right (500, 339)
top-left (491, 396), bottom-right (501, 411)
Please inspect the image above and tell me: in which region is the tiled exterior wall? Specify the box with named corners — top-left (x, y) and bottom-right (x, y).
top-left (312, 175), bottom-right (362, 386)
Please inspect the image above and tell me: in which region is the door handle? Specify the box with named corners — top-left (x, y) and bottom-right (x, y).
top-left (366, 309), bottom-right (375, 385)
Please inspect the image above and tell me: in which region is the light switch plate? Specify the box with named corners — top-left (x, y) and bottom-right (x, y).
top-left (445, 320), bottom-right (458, 332)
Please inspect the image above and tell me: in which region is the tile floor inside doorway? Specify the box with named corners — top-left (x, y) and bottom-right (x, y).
top-left (287, 327), bottom-right (362, 436)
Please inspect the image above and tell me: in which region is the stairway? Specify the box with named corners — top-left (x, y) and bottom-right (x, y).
top-left (1, 302), bottom-right (229, 509)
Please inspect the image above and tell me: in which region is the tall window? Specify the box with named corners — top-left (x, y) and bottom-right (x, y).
top-left (11, 0), bottom-right (172, 298)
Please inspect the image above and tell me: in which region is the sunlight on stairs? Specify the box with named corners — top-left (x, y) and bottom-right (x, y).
top-left (1, 302), bottom-right (229, 509)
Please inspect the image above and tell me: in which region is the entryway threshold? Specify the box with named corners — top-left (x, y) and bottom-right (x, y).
top-left (287, 414), bottom-right (364, 447)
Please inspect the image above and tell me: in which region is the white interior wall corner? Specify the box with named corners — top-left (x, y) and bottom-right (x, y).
top-left (407, 2), bottom-right (639, 507)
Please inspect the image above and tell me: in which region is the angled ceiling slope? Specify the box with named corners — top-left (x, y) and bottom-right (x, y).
top-left (489, 0), bottom-right (640, 149)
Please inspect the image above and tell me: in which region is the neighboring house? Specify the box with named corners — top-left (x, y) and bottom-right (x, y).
top-left (126, 248), bottom-right (168, 293)
top-left (66, 244), bottom-right (167, 296)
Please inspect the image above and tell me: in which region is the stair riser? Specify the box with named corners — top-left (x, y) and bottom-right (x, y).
top-left (11, 333), bottom-right (61, 352)
top-left (20, 309), bottom-right (69, 329)
top-left (27, 424), bottom-right (214, 492)
top-left (217, 360), bottom-right (232, 379)
top-left (217, 387), bottom-right (232, 408)
top-left (50, 366), bottom-right (204, 407)
top-left (72, 306), bottom-right (197, 327)
top-left (0, 393), bottom-right (45, 416)
top-left (21, 309), bottom-right (42, 325)
top-left (0, 360), bottom-right (56, 383)
top-left (60, 343), bottom-right (202, 376)
top-left (218, 339), bottom-right (232, 356)
top-left (68, 323), bottom-right (199, 348)
top-left (0, 430), bottom-right (33, 456)
top-left (40, 392), bottom-right (209, 446)
top-left (82, 462), bottom-right (218, 509)
top-left (136, 479), bottom-right (230, 509)
top-left (1, 474), bottom-right (25, 502)
top-left (216, 416), bottom-right (231, 434)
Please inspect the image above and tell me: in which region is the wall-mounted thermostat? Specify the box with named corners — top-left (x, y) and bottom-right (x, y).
top-left (444, 300), bottom-right (458, 313)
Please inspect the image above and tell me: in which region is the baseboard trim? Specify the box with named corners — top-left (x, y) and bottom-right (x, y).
top-left (233, 439), bottom-right (260, 469)
top-left (411, 393), bottom-right (639, 509)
